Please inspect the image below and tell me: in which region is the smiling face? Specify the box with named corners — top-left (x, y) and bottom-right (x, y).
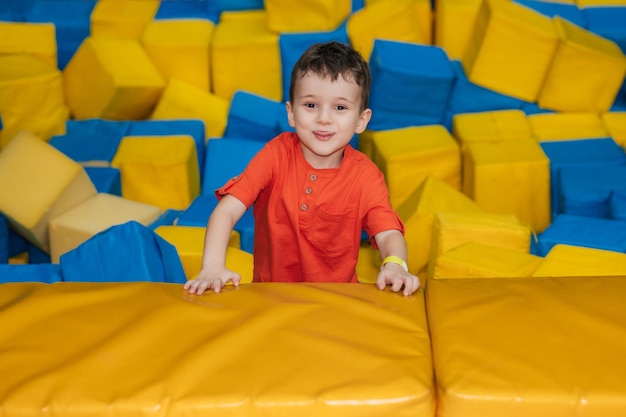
top-left (286, 72), bottom-right (372, 169)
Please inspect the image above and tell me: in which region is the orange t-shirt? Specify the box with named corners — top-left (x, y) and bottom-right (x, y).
top-left (216, 132), bottom-right (404, 283)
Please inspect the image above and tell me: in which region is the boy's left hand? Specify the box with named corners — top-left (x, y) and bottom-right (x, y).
top-left (376, 263), bottom-right (421, 296)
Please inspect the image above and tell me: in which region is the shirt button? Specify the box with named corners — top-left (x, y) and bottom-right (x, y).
top-left (300, 204), bottom-right (308, 211)
top-left (305, 187), bottom-right (312, 194)
top-left (310, 174), bottom-right (317, 181)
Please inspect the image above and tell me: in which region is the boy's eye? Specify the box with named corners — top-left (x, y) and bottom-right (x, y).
top-left (336, 105), bottom-right (348, 111)
top-left (304, 103), bottom-right (316, 108)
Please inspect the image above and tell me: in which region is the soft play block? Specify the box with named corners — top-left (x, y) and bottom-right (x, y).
top-left (431, 241), bottom-right (543, 279)
top-left (223, 91), bottom-right (284, 142)
top-left (370, 125), bottom-right (461, 209)
top-left (612, 188), bottom-right (626, 220)
top-left (0, 21), bottom-right (57, 68)
top-left (90, 0), bottom-right (159, 39)
top-left (63, 37), bottom-right (165, 120)
top-left (211, 10), bottom-right (281, 101)
top-left (347, 0), bottom-right (427, 61)
top-left (0, 264), bottom-right (63, 284)
top-left (264, 0), bottom-right (351, 32)
top-left (427, 276), bottom-right (626, 417)
top-left (462, 0), bottom-right (559, 102)
top-left (602, 111), bottom-right (626, 147)
top-left (0, 213), bottom-right (8, 264)
top-left (369, 40), bottom-right (454, 121)
top-left (84, 166), bottom-right (121, 196)
top-left (463, 139), bottom-right (551, 232)
top-left (356, 241), bottom-right (381, 284)
top-left (396, 176), bottom-right (484, 275)
top-left (154, 225), bottom-right (251, 282)
top-left (151, 79), bottom-right (228, 140)
top-left (434, 0), bottom-right (483, 61)
top-left (533, 244), bottom-right (626, 277)
top-left (48, 193), bottom-right (162, 263)
top-left (0, 54), bottom-right (69, 148)
top-left (583, 6), bottom-right (626, 54)
top-left (141, 18), bottom-right (214, 92)
top-left (0, 282), bottom-right (434, 417)
top-left (452, 109), bottom-right (533, 151)
top-left (538, 17), bottom-right (626, 113)
top-left (0, 131), bottom-right (97, 252)
top-left (111, 135), bottom-right (200, 211)
top-left (154, 0), bottom-right (217, 21)
top-left (513, 0), bottom-right (587, 27)
top-left (528, 112), bottom-right (609, 141)
top-left (578, 0), bottom-right (626, 8)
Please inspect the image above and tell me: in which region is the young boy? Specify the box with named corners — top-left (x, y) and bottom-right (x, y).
top-left (184, 41), bottom-right (420, 296)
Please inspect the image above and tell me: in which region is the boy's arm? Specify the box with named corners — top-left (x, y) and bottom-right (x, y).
top-left (184, 194), bottom-right (248, 294)
top-left (373, 229), bottom-right (421, 296)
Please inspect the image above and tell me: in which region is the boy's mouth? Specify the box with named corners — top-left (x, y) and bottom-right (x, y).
top-left (313, 131), bottom-right (334, 141)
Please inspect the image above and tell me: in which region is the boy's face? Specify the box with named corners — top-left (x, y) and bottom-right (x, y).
top-left (286, 72), bottom-right (372, 169)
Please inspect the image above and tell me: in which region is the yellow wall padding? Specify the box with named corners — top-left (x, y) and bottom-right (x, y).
top-left (0, 131), bottom-right (97, 252)
top-left (538, 17), bottom-right (626, 113)
top-left (48, 193), bottom-right (162, 263)
top-left (90, 0), bottom-right (160, 40)
top-left (431, 241), bottom-right (543, 279)
top-left (463, 139), bottom-right (551, 232)
top-left (427, 275), bottom-right (626, 416)
top-left (601, 111), bottom-right (626, 148)
top-left (211, 10), bottom-right (282, 102)
top-left (154, 225), bottom-right (246, 281)
top-left (265, 0), bottom-right (352, 32)
top-left (452, 109), bottom-right (533, 151)
top-left (150, 78), bottom-right (228, 139)
top-left (141, 19), bottom-right (214, 92)
top-left (462, 0), bottom-right (559, 102)
top-left (371, 125), bottom-right (461, 209)
top-left (532, 244), bottom-right (626, 277)
top-left (0, 54), bottom-right (68, 148)
top-left (111, 135), bottom-right (200, 211)
top-left (0, 21), bottom-right (57, 68)
top-left (347, 0), bottom-right (427, 61)
top-left (528, 112), bottom-right (609, 141)
top-left (0, 282), bottom-right (435, 417)
top-left (434, 0), bottom-right (483, 60)
top-left (396, 176), bottom-right (484, 275)
top-left (63, 37), bottom-right (165, 120)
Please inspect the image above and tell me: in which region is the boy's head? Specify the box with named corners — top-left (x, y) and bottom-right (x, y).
top-left (289, 41), bottom-right (371, 112)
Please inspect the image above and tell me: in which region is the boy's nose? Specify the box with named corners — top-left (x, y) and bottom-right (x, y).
top-left (317, 108), bottom-right (332, 124)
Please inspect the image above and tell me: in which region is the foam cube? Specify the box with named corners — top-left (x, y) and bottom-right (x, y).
top-left (452, 109), bottom-right (533, 152)
top-left (265, 0), bottom-right (351, 32)
top-left (84, 166), bottom-right (122, 196)
top-left (533, 244), bottom-right (626, 277)
top-left (434, 0), bottom-right (483, 60)
top-left (528, 112), bottom-right (609, 141)
top-left (141, 18), bottom-right (214, 91)
top-left (111, 135), bottom-right (200, 211)
top-left (431, 241), bottom-right (543, 279)
top-left (155, 0), bottom-right (217, 21)
top-left (611, 188), bottom-right (626, 220)
top-left (464, 139), bottom-right (551, 232)
top-left (370, 125), bottom-right (461, 209)
top-left (538, 17), bottom-right (626, 113)
top-left (0, 21), bottom-right (57, 68)
top-left (513, 0), bottom-right (587, 27)
top-left (578, 0), bottom-right (626, 8)
top-left (583, 6), bottom-right (626, 54)
top-left (0, 131), bottom-right (97, 252)
top-left (356, 241), bottom-right (381, 284)
top-left (602, 111), bottom-right (626, 147)
top-left (462, 0), bottom-right (559, 102)
top-left (63, 37), bottom-right (165, 120)
top-left (211, 10), bottom-right (281, 101)
top-left (396, 176), bottom-right (484, 274)
top-left (223, 91), bottom-right (284, 142)
top-left (151, 79), bottom-right (228, 139)
top-left (48, 193), bottom-right (162, 263)
top-left (90, 0), bottom-right (159, 39)
top-left (0, 264), bottom-right (63, 284)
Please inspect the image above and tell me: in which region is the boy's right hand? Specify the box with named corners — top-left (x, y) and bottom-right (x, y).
top-left (183, 268), bottom-right (241, 295)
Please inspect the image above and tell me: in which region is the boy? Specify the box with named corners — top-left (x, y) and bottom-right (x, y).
top-left (184, 41), bottom-right (420, 296)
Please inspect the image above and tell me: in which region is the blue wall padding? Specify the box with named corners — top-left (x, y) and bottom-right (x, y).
top-left (60, 221), bottom-right (187, 283)
top-left (84, 167), bottom-right (122, 196)
top-left (223, 91), bottom-right (286, 142)
top-left (534, 214), bottom-right (626, 256)
top-left (513, 0), bottom-right (587, 28)
top-left (50, 119), bottom-right (130, 164)
top-left (0, 264), bottom-right (63, 284)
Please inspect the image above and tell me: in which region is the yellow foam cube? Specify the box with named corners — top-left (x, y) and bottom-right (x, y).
top-left (211, 11), bottom-right (281, 101)
top-left (431, 241), bottom-right (543, 279)
top-left (533, 244), bottom-right (626, 277)
top-left (577, 0), bottom-right (626, 6)
top-left (396, 176), bottom-right (484, 274)
top-left (154, 225), bottom-right (248, 282)
top-left (602, 111), bottom-right (626, 147)
top-left (371, 125), bottom-right (461, 209)
top-left (356, 241), bottom-right (381, 284)
top-left (538, 17), bottom-right (626, 112)
top-left (63, 37), bottom-right (165, 120)
top-left (0, 54), bottom-right (68, 149)
top-left (141, 19), bottom-right (214, 92)
top-left (462, 0), bottom-right (559, 101)
top-left (0, 131), bottom-right (97, 252)
top-left (150, 79), bottom-right (228, 139)
top-left (0, 21), bottom-right (57, 69)
top-left (265, 0), bottom-right (351, 32)
top-left (434, 0), bottom-right (483, 60)
top-left (111, 135), bottom-right (200, 211)
top-left (347, 0), bottom-right (427, 61)
top-left (452, 109), bottom-right (533, 152)
top-left (48, 193), bottom-right (162, 263)
top-left (90, 0), bottom-right (160, 39)
top-left (528, 112), bottom-right (609, 141)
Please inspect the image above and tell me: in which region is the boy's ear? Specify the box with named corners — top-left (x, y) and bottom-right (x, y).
top-left (286, 101), bottom-right (296, 128)
top-left (355, 108), bottom-right (372, 134)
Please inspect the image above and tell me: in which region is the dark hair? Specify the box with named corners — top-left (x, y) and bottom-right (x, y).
top-left (289, 41), bottom-right (371, 112)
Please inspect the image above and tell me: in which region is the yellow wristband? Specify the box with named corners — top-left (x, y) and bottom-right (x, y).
top-left (381, 256), bottom-right (408, 272)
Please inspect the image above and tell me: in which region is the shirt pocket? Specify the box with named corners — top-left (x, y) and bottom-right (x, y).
top-left (311, 207), bottom-right (357, 258)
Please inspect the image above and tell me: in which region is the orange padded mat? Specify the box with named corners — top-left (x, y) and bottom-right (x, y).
top-left (0, 282), bottom-right (434, 417)
top-left (427, 276), bottom-right (626, 417)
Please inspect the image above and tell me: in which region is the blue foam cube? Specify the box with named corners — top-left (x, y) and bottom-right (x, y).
top-left (0, 264), bottom-right (63, 284)
top-left (84, 166), bottom-right (121, 196)
top-left (223, 91), bottom-right (285, 142)
top-left (514, 0), bottom-right (587, 28)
